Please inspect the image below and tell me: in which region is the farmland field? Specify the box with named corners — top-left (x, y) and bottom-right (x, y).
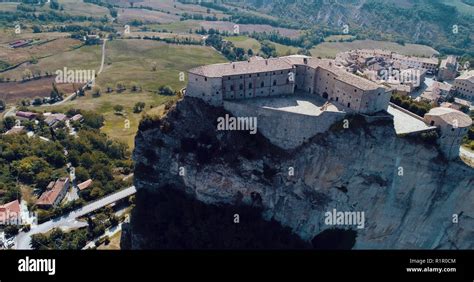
top-left (56, 0), bottom-right (110, 17)
top-left (310, 40), bottom-right (439, 58)
top-left (1, 44), bottom-right (102, 81)
top-left (36, 40), bottom-right (227, 147)
top-left (0, 37), bottom-right (83, 67)
top-left (95, 39), bottom-right (227, 91)
top-left (117, 8), bottom-right (181, 24)
top-left (225, 36), bottom-right (261, 53)
top-left (0, 77), bottom-right (77, 103)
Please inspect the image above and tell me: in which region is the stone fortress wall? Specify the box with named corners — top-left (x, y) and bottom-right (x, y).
top-left (223, 100), bottom-right (346, 149)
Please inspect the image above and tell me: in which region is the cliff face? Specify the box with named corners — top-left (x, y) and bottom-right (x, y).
top-left (129, 97), bottom-right (473, 249)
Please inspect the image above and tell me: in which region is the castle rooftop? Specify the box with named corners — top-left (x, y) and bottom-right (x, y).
top-left (188, 57), bottom-right (293, 78)
top-left (425, 107), bottom-right (472, 128)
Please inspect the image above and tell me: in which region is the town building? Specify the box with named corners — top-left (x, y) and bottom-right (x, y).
top-left (36, 178), bottom-right (70, 208)
top-left (453, 70), bottom-right (474, 101)
top-left (15, 111), bottom-right (37, 121)
top-left (424, 107), bottom-right (472, 160)
top-left (438, 56), bottom-right (458, 81)
top-left (4, 126), bottom-right (25, 135)
top-left (77, 179), bottom-right (93, 191)
top-left (187, 55), bottom-right (391, 114)
top-left (0, 200), bottom-right (21, 225)
top-left (44, 113), bottom-right (67, 127)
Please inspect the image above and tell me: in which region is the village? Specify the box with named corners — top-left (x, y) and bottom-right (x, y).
top-left (0, 108), bottom-right (134, 250)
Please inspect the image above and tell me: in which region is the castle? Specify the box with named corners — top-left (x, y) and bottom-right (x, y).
top-left (187, 55), bottom-right (392, 114)
top-left (186, 55), bottom-right (472, 160)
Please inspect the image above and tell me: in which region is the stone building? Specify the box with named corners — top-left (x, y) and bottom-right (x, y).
top-left (187, 55), bottom-right (391, 114)
top-left (438, 56), bottom-right (458, 81)
top-left (424, 107), bottom-right (472, 160)
top-left (453, 70), bottom-right (474, 101)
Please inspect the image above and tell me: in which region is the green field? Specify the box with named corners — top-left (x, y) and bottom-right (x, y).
top-left (272, 41), bottom-right (299, 56)
top-left (2, 43), bottom-right (101, 80)
top-left (225, 36), bottom-right (261, 53)
top-left (311, 40), bottom-right (439, 58)
top-left (324, 35), bottom-right (356, 42)
top-left (96, 39), bottom-right (227, 91)
top-left (37, 40), bottom-right (227, 147)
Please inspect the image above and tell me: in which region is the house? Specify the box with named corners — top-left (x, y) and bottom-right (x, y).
top-left (4, 126), bottom-right (25, 135)
top-left (44, 113), bottom-right (67, 127)
top-left (36, 178), bottom-right (70, 208)
top-left (453, 70), bottom-right (474, 101)
top-left (15, 111), bottom-right (37, 120)
top-left (438, 56), bottom-right (458, 81)
top-left (77, 179), bottom-right (93, 191)
top-left (0, 200), bottom-right (21, 225)
top-left (70, 114), bottom-right (84, 123)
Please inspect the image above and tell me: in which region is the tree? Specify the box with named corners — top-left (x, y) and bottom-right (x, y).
top-left (3, 116), bottom-right (15, 130)
top-left (133, 102), bottom-right (146, 113)
top-left (4, 225), bottom-right (19, 238)
top-left (50, 82), bottom-right (62, 101)
top-left (92, 86), bottom-right (101, 98)
top-left (32, 25), bottom-right (41, 33)
top-left (22, 69), bottom-right (32, 81)
top-left (159, 85), bottom-right (174, 96)
top-left (116, 82), bottom-right (125, 93)
top-left (113, 105), bottom-right (124, 113)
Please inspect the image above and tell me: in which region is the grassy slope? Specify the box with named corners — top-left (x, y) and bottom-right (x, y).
top-left (311, 40), bottom-right (439, 58)
top-left (38, 40), bottom-right (227, 148)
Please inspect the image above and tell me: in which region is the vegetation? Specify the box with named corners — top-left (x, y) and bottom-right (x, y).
top-left (0, 109), bottom-right (130, 208)
top-left (390, 94), bottom-right (433, 117)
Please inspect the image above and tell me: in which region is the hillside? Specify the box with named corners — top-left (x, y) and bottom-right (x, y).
top-left (230, 0), bottom-right (474, 56)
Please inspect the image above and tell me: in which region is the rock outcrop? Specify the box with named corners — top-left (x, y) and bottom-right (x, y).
top-left (128, 97), bottom-right (473, 249)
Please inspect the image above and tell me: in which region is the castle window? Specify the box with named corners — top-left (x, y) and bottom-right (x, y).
top-left (354, 89), bottom-right (357, 92)
top-left (273, 72), bottom-right (276, 75)
top-left (239, 84), bottom-right (243, 90)
top-left (281, 71), bottom-right (283, 74)
top-left (273, 80), bottom-right (277, 86)
top-left (286, 78), bottom-right (289, 84)
top-left (231, 85), bottom-right (234, 91)
top-left (347, 103), bottom-right (351, 108)
top-left (228, 77), bottom-right (231, 80)
top-left (249, 83), bottom-right (253, 89)
top-left (240, 76), bottom-right (243, 79)
top-left (195, 78), bottom-right (198, 81)
top-left (261, 81), bottom-right (265, 87)
top-left (336, 97), bottom-right (339, 102)
top-left (249, 74), bottom-right (252, 78)
top-left (257, 73), bottom-right (260, 77)
top-left (205, 77), bottom-right (208, 81)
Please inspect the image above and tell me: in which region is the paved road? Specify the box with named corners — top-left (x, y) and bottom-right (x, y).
top-left (15, 186), bottom-right (136, 250)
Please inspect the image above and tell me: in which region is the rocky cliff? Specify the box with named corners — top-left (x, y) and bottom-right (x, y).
top-left (127, 97), bottom-right (473, 249)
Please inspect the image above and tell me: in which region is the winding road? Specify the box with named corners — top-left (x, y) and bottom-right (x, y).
top-left (15, 185), bottom-right (136, 250)
top-left (53, 38), bottom-right (107, 106)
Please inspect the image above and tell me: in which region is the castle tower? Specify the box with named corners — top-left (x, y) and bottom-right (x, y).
top-left (424, 107), bottom-right (472, 160)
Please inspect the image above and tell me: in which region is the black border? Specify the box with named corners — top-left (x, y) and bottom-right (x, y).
top-left (0, 250), bottom-right (472, 281)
